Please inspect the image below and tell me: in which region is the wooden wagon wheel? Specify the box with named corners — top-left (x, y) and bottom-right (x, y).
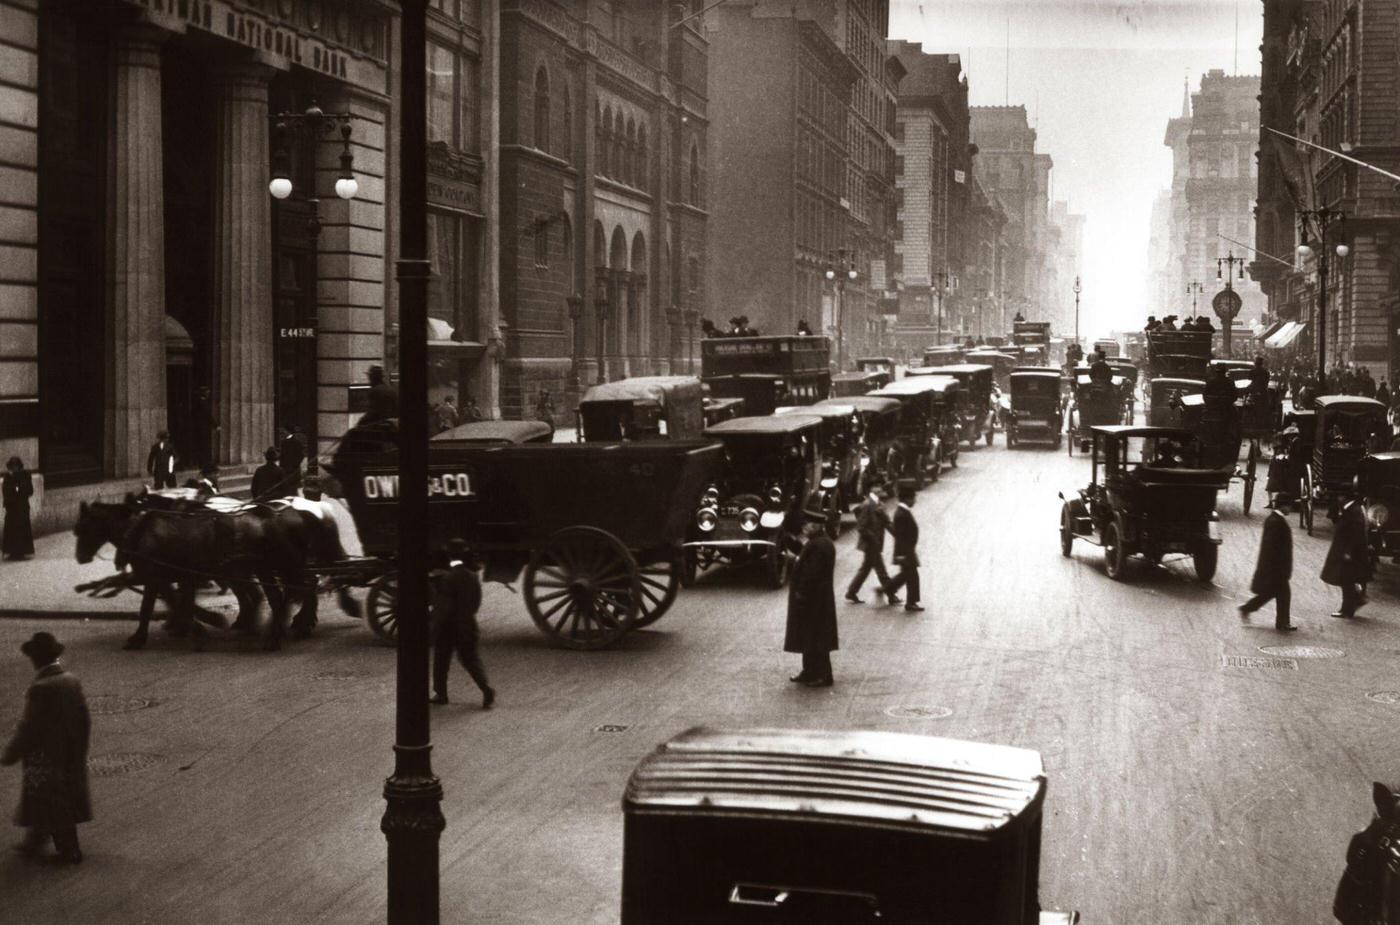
top-left (631, 554), bottom-right (681, 628)
top-left (524, 526), bottom-right (638, 650)
top-left (365, 573), bottom-right (399, 645)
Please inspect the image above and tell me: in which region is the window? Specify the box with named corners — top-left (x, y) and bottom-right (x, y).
top-left (598, 106), bottom-right (609, 176)
top-left (533, 66), bottom-right (550, 151)
top-left (561, 85), bottom-right (572, 160)
top-left (534, 221), bottom-right (549, 269)
top-left (625, 118), bottom-right (637, 185)
top-left (561, 216), bottom-right (573, 274)
top-left (637, 126), bottom-right (648, 187)
top-left (688, 143), bottom-right (700, 205)
top-left (427, 210), bottom-right (480, 340)
top-left (427, 43), bottom-right (456, 146)
top-left (688, 256), bottom-right (700, 293)
top-left (460, 57), bottom-right (479, 152)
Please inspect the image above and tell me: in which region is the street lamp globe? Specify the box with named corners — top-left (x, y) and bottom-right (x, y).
top-left (268, 176), bottom-right (294, 200)
top-left (335, 175), bottom-right (359, 200)
top-left (1335, 243), bottom-right (1350, 258)
top-left (824, 268), bottom-right (835, 281)
top-left (847, 268), bottom-right (857, 281)
top-left (1296, 243), bottom-right (1313, 259)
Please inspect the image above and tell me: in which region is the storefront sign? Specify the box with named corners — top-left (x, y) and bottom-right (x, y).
top-left (426, 176), bottom-right (481, 215)
top-left (427, 143), bottom-right (484, 215)
top-left (279, 327), bottom-right (315, 338)
top-left (126, 0), bottom-right (388, 88)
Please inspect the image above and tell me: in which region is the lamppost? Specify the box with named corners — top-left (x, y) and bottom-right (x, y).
top-left (1296, 206), bottom-right (1348, 393)
top-left (932, 269), bottom-right (950, 345)
top-left (381, 2), bottom-right (440, 923)
top-left (566, 294), bottom-right (583, 391)
top-left (1073, 276), bottom-right (1082, 349)
top-left (1215, 251), bottom-right (1246, 357)
top-left (594, 266), bottom-right (610, 384)
top-left (1185, 280), bottom-right (1205, 319)
top-left (825, 249), bottom-right (858, 371)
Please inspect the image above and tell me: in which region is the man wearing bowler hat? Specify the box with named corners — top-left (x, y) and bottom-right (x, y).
top-left (2, 632), bottom-right (91, 864)
top-left (886, 480), bottom-right (925, 613)
top-left (785, 509), bottom-right (839, 687)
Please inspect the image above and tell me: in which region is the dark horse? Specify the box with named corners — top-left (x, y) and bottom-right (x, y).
top-left (1335, 782), bottom-right (1400, 924)
top-left (74, 498), bottom-right (346, 651)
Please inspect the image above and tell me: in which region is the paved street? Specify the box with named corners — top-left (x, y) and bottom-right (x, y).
top-left (2, 438), bottom-right (1398, 924)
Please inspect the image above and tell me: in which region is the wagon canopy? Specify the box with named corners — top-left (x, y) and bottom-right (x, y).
top-left (579, 375), bottom-right (705, 440)
top-left (822, 396), bottom-right (900, 417)
top-left (432, 420), bottom-right (554, 444)
top-left (705, 414), bottom-right (822, 437)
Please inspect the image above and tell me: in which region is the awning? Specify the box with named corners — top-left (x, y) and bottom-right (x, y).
top-left (1265, 321), bottom-right (1306, 349)
top-left (1256, 319), bottom-right (1287, 342)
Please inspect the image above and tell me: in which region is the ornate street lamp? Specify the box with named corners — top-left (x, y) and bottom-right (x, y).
top-left (566, 294), bottom-right (583, 390)
top-left (1073, 276), bottom-right (1082, 349)
top-left (1215, 251), bottom-right (1246, 356)
top-left (268, 101), bottom-right (359, 232)
top-left (1295, 205), bottom-right (1347, 393)
top-left (825, 250), bottom-right (858, 371)
top-left (1185, 280), bottom-right (1204, 319)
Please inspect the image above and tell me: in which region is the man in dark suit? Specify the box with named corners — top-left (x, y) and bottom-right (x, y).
top-left (2, 632), bottom-right (91, 865)
top-left (251, 446), bottom-right (286, 500)
top-left (1324, 497), bottom-right (1373, 619)
top-left (885, 481), bottom-right (924, 613)
top-left (363, 365), bottom-right (399, 424)
top-left (279, 426), bottom-right (306, 491)
top-left (146, 431), bottom-right (178, 489)
top-left (430, 538), bottom-right (495, 708)
top-left (1239, 502), bottom-right (1294, 630)
top-left (845, 486), bottom-right (897, 604)
top-left (785, 513), bottom-right (838, 687)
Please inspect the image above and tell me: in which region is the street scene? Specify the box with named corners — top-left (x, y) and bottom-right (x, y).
top-left (3, 0), bottom-right (1400, 923)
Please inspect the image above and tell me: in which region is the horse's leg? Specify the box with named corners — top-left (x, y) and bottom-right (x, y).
top-left (260, 569), bottom-right (287, 652)
top-left (178, 581), bottom-right (208, 651)
top-left (290, 576), bottom-right (317, 640)
top-left (124, 584), bottom-right (158, 650)
top-left (230, 574), bottom-right (264, 635)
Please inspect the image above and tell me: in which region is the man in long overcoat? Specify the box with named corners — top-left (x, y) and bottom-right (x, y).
top-left (785, 517), bottom-right (837, 687)
top-left (1239, 503), bottom-right (1294, 631)
top-left (1323, 497), bottom-right (1373, 619)
top-left (429, 538), bottom-right (495, 709)
top-left (146, 431), bottom-right (178, 490)
top-left (2, 632), bottom-right (91, 864)
top-left (886, 481), bottom-right (924, 613)
top-left (845, 486), bottom-right (896, 604)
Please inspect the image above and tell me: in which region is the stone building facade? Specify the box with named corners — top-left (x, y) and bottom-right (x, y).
top-left (497, 0), bottom-right (709, 419)
top-left (969, 106), bottom-right (1048, 325)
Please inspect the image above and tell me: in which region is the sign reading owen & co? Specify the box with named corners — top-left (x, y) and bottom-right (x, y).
top-left (125, 0), bottom-right (388, 90)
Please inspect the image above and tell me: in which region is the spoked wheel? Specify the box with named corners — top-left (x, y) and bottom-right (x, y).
top-left (1242, 442), bottom-right (1259, 515)
top-left (764, 540), bottom-right (792, 589)
top-left (1300, 469), bottom-right (1315, 536)
top-left (365, 572), bottom-right (399, 645)
top-left (1059, 505), bottom-right (1074, 557)
top-left (524, 526), bottom-right (638, 649)
top-left (631, 554), bottom-right (681, 628)
top-left (1103, 519), bottom-right (1128, 581)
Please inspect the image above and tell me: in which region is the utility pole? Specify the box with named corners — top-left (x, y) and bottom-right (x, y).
top-left (1073, 276), bottom-right (1081, 349)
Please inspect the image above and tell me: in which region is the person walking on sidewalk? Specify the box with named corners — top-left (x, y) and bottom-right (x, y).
top-left (430, 538), bottom-right (495, 709)
top-left (2, 632), bottom-right (91, 865)
top-left (251, 447), bottom-right (286, 501)
top-left (886, 480), bottom-right (924, 613)
top-left (785, 512), bottom-right (838, 687)
top-left (1324, 496), bottom-right (1372, 619)
top-left (846, 485), bottom-right (897, 604)
top-left (1239, 502), bottom-right (1295, 631)
top-left (146, 431), bottom-right (177, 490)
top-left (2, 456), bottom-right (35, 561)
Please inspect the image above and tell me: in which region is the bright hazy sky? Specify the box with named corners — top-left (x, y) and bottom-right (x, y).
top-left (889, 0), bottom-right (1264, 339)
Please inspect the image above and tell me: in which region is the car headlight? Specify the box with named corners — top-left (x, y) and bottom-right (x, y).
top-left (696, 507), bottom-right (717, 532)
top-left (1367, 503), bottom-right (1391, 529)
top-left (702, 485), bottom-right (719, 506)
top-left (759, 510), bottom-right (785, 530)
top-left (739, 507), bottom-right (760, 532)
top-left (767, 486), bottom-right (783, 506)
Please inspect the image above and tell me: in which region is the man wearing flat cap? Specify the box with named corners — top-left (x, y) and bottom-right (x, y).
top-left (784, 510), bottom-right (838, 687)
top-left (2, 632), bottom-right (91, 864)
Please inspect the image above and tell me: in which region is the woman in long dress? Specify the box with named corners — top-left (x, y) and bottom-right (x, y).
top-left (2, 456), bottom-right (35, 560)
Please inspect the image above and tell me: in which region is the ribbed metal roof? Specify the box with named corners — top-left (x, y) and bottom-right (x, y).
top-left (624, 728), bottom-right (1044, 838)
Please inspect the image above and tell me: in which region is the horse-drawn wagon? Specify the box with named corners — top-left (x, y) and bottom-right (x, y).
top-left (329, 420), bottom-right (724, 649)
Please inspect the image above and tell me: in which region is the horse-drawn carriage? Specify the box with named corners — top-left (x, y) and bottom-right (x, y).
top-left (1066, 371), bottom-right (1126, 455)
top-left (576, 376), bottom-right (706, 442)
top-left (330, 420), bottom-right (724, 648)
top-left (1147, 377), bottom-right (1205, 428)
top-left (1295, 396), bottom-right (1391, 534)
top-left (1177, 386), bottom-right (1258, 513)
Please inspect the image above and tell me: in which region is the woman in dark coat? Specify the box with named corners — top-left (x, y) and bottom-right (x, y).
top-left (1323, 498), bottom-right (1373, 619)
top-left (784, 518), bottom-right (838, 687)
top-left (2, 456), bottom-right (34, 560)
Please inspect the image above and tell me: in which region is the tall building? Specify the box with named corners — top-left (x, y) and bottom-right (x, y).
top-left (705, 0), bottom-right (899, 363)
top-left (498, 0), bottom-right (710, 417)
top-left (888, 42), bottom-right (975, 344)
top-left (1146, 189), bottom-right (1174, 319)
top-left (1253, 0), bottom-right (1398, 379)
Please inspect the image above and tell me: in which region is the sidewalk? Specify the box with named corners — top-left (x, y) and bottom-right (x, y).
top-left (0, 531), bottom-right (238, 621)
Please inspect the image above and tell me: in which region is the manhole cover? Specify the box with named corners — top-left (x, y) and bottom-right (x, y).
top-left (311, 671), bottom-right (358, 681)
top-left (88, 695), bottom-right (156, 715)
top-left (1221, 654), bottom-right (1298, 671)
top-left (885, 705), bottom-right (953, 720)
top-left (1259, 645), bottom-right (1344, 659)
top-left (87, 752), bottom-right (162, 777)
top-left (1368, 691), bottom-right (1400, 705)
top-left (593, 724), bottom-right (630, 733)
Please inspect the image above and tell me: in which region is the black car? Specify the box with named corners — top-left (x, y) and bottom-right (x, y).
top-left (1004, 368), bottom-right (1063, 449)
top-left (1360, 452), bottom-right (1400, 566)
top-left (776, 402), bottom-right (863, 536)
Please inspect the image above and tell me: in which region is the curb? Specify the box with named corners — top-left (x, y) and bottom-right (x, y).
top-left (0, 609), bottom-right (139, 622)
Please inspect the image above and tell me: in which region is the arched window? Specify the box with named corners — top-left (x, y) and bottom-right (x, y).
top-left (612, 110), bottom-right (624, 180)
top-left (688, 142), bottom-right (701, 205)
top-left (625, 118), bottom-right (637, 185)
top-left (533, 66), bottom-right (550, 151)
top-left (637, 126), bottom-right (648, 187)
top-left (561, 85), bottom-right (572, 160)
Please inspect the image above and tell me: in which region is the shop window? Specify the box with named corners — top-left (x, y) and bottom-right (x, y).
top-left (427, 42), bottom-right (456, 146)
top-left (534, 66), bottom-right (550, 151)
top-left (428, 209), bottom-right (480, 341)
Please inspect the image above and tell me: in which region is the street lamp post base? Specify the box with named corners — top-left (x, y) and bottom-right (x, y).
top-left (382, 744), bottom-right (445, 925)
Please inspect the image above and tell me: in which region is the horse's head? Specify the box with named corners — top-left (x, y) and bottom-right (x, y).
top-left (73, 501), bottom-right (134, 564)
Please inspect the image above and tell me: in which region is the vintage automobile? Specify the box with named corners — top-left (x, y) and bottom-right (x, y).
top-left (621, 727), bottom-right (1078, 924)
top-left (855, 356), bottom-right (898, 380)
top-left (1059, 425), bottom-right (1229, 581)
top-left (832, 369), bottom-right (889, 397)
top-left (776, 402), bottom-right (863, 536)
top-left (817, 395), bottom-right (903, 496)
top-left (871, 376), bottom-right (956, 487)
top-left (1093, 337), bottom-right (1121, 358)
top-left (1147, 377), bottom-right (1205, 428)
top-left (577, 376), bottom-right (706, 442)
top-left (1004, 368), bottom-right (1064, 449)
top-left (913, 363), bottom-right (995, 447)
top-left (701, 396), bottom-right (745, 428)
top-left (1209, 358), bottom-right (1257, 382)
top-left (1177, 387), bottom-right (1256, 512)
top-left (703, 371), bottom-right (830, 416)
top-left (920, 344), bottom-right (966, 368)
top-left (1297, 395), bottom-right (1391, 533)
top-left (966, 350), bottom-right (1019, 391)
top-left (684, 414), bottom-right (825, 587)
top-left (1360, 452), bottom-right (1400, 566)
top-left (431, 420), bottom-right (555, 445)
top-left (702, 334), bottom-right (831, 414)
top-left (1145, 329), bottom-right (1212, 382)
top-left (1067, 370), bottom-right (1128, 454)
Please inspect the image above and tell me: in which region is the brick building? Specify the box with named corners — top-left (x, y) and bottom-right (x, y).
top-left (497, 0), bottom-right (709, 418)
top-left (1252, 0), bottom-right (1399, 380)
top-left (706, 0), bottom-right (898, 364)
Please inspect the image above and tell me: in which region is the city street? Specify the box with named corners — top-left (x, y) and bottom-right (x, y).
top-left (2, 438), bottom-right (1397, 924)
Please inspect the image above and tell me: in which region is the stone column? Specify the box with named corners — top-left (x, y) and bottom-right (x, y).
top-left (105, 26), bottom-right (169, 478)
top-left (212, 63), bottom-right (275, 465)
